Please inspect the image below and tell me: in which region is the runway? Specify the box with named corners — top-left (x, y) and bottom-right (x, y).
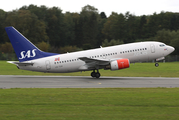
top-left (0, 75), bottom-right (179, 88)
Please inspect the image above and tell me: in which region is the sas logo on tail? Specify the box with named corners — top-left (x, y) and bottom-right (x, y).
top-left (19, 49), bottom-right (37, 59)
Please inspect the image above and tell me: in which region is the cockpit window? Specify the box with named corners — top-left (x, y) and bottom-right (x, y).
top-left (159, 44), bottom-right (165, 47)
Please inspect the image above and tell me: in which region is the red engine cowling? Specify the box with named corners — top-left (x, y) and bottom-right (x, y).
top-left (110, 59), bottom-right (130, 70)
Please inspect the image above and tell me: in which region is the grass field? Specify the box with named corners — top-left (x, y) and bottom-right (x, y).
top-left (0, 61), bottom-right (179, 119)
top-left (0, 61), bottom-right (179, 77)
top-left (0, 88), bottom-right (179, 120)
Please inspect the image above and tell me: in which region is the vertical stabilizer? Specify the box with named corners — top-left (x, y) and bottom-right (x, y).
top-left (5, 27), bottom-right (58, 62)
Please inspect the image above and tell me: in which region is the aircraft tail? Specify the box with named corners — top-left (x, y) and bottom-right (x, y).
top-left (5, 26), bottom-right (58, 62)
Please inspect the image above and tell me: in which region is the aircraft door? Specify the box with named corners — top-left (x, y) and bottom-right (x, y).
top-left (45, 60), bottom-right (51, 70)
top-left (150, 44), bottom-right (155, 53)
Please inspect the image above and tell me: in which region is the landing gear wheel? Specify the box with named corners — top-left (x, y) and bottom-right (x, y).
top-left (95, 72), bottom-right (100, 78)
top-left (91, 72), bottom-right (96, 78)
top-left (155, 63), bottom-right (159, 67)
top-left (91, 70), bottom-right (101, 78)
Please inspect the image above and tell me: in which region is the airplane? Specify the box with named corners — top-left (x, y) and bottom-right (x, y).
top-left (5, 26), bottom-right (175, 78)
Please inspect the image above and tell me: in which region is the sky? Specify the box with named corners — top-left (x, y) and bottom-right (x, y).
top-left (0, 0), bottom-right (179, 16)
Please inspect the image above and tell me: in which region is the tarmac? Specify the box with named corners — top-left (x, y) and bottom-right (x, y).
top-left (0, 75), bottom-right (179, 88)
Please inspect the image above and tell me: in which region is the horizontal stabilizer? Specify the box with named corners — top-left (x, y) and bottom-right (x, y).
top-left (7, 61), bottom-right (34, 66)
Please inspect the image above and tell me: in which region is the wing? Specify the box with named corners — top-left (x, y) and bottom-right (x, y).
top-left (78, 57), bottom-right (122, 70)
top-left (78, 57), bottom-right (109, 70)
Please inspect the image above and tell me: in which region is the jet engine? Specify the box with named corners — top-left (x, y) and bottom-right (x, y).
top-left (110, 59), bottom-right (130, 70)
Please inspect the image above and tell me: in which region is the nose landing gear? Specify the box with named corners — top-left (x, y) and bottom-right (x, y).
top-left (91, 70), bottom-right (101, 78)
top-left (155, 63), bottom-right (159, 67)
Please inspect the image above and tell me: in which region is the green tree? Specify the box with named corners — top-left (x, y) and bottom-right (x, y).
top-left (4, 10), bottom-right (48, 43)
top-left (0, 9), bottom-right (6, 43)
top-left (96, 12), bottom-right (107, 46)
top-left (145, 13), bottom-right (159, 38)
top-left (124, 12), bottom-right (138, 43)
top-left (102, 12), bottom-right (126, 41)
top-left (169, 30), bottom-right (179, 55)
top-left (100, 12), bottom-right (107, 19)
top-left (0, 42), bottom-right (13, 53)
top-left (170, 13), bottom-right (179, 31)
top-left (155, 29), bottom-right (179, 55)
top-left (102, 12), bottom-right (119, 40)
top-left (36, 41), bottom-right (50, 52)
top-left (80, 5), bottom-right (100, 48)
top-left (155, 29), bottom-right (171, 45)
top-left (137, 15), bottom-right (147, 39)
top-left (58, 46), bottom-right (82, 53)
top-left (73, 13), bottom-right (83, 48)
top-left (63, 12), bottom-right (76, 46)
top-left (46, 7), bottom-right (65, 47)
top-left (102, 39), bottom-right (124, 47)
top-left (20, 4), bottom-right (48, 21)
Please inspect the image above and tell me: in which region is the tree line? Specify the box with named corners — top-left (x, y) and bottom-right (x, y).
top-left (0, 4), bottom-right (179, 55)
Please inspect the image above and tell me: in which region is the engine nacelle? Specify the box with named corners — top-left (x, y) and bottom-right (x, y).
top-left (110, 59), bottom-right (130, 70)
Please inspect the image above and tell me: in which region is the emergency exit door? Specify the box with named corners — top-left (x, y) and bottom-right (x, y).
top-left (150, 44), bottom-right (155, 53)
top-left (45, 60), bottom-right (51, 70)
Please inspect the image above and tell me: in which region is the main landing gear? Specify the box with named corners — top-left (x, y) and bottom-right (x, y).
top-left (91, 70), bottom-right (101, 78)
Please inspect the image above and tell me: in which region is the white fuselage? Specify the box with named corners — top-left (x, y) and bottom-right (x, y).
top-left (18, 41), bottom-right (174, 73)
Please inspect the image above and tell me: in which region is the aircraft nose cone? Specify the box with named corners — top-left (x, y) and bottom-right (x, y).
top-left (168, 46), bottom-right (175, 53)
top-left (171, 46), bottom-right (175, 52)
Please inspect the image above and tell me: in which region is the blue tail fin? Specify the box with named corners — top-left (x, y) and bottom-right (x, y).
top-left (5, 26), bottom-right (58, 62)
